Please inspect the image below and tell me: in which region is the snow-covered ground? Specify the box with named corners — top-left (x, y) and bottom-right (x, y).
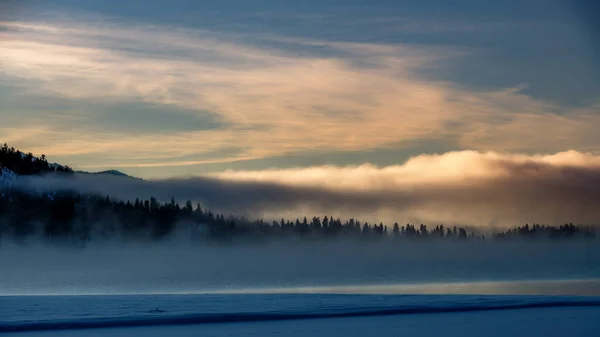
top-left (34, 307), bottom-right (600, 337)
top-left (2, 301), bottom-right (599, 336)
top-left (1, 293), bottom-right (599, 336)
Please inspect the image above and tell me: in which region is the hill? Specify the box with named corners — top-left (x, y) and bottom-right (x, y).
top-left (75, 169), bottom-right (142, 180)
top-left (0, 143), bottom-right (73, 175)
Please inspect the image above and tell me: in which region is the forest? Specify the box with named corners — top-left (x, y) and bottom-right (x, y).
top-left (0, 143), bottom-right (597, 245)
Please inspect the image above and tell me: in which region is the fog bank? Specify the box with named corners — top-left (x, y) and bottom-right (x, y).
top-left (13, 150), bottom-right (600, 227)
top-left (1, 239), bottom-right (599, 295)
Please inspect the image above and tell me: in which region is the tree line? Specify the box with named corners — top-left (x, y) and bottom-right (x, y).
top-left (0, 143), bottom-right (73, 175)
top-left (0, 144), bottom-right (597, 245)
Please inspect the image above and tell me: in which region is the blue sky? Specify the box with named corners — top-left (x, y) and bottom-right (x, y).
top-left (1, 0), bottom-right (599, 178)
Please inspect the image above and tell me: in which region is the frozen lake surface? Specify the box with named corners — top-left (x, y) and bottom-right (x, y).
top-left (1, 292), bottom-right (600, 336)
top-left (11, 307), bottom-right (595, 337)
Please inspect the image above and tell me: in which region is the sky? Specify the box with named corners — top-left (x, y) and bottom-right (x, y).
top-left (1, 0), bottom-right (599, 178)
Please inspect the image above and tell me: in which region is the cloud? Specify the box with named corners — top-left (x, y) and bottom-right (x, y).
top-left (1, 18), bottom-right (599, 173)
top-left (14, 150), bottom-right (600, 227)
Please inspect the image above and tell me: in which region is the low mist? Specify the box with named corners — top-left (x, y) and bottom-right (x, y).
top-left (1, 239), bottom-right (599, 296)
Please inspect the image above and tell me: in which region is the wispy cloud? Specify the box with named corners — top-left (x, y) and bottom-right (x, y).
top-left (16, 150), bottom-right (600, 227)
top-left (1, 18), bottom-right (599, 173)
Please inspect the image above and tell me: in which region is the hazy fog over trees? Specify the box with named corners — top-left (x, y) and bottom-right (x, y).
top-left (1, 144), bottom-right (597, 246)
